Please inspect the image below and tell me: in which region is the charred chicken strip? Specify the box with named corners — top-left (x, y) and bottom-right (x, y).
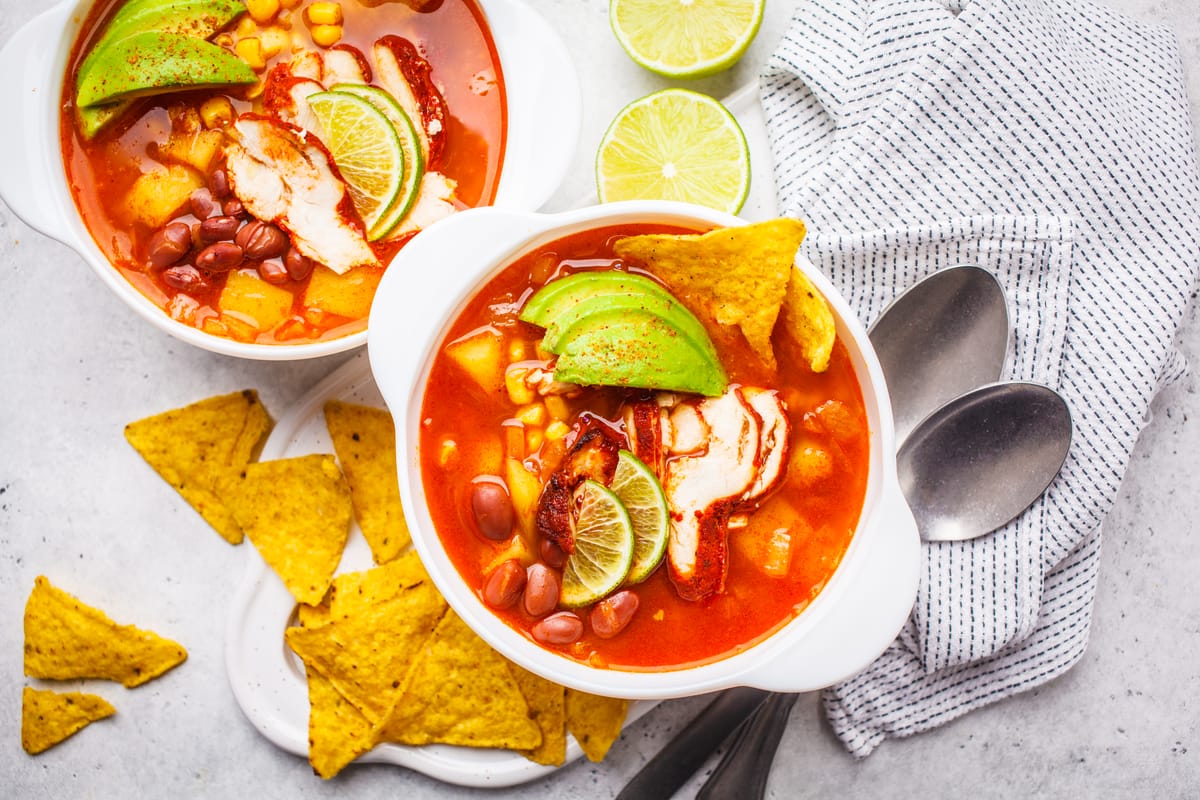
top-left (534, 420), bottom-right (623, 555)
top-left (225, 115), bottom-right (379, 274)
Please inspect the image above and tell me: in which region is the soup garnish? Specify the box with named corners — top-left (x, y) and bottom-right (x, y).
top-left (63, 0), bottom-right (506, 344)
top-left (420, 220), bottom-right (869, 670)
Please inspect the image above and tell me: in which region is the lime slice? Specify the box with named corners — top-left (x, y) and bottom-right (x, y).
top-left (610, 451), bottom-right (669, 584)
top-left (306, 90), bottom-right (405, 238)
top-left (610, 0), bottom-right (765, 79)
top-left (560, 479), bottom-right (635, 608)
top-left (596, 88), bottom-right (750, 214)
top-left (328, 84), bottom-right (426, 241)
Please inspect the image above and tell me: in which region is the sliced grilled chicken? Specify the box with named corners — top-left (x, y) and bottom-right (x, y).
top-left (323, 44), bottom-right (371, 86)
top-left (225, 115), bottom-right (378, 274)
top-left (740, 388), bottom-right (791, 503)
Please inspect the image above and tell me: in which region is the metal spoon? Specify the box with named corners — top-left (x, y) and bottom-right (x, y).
top-left (616, 266), bottom-right (1014, 800)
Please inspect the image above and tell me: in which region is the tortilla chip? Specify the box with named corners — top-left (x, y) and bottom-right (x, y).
top-left (508, 662), bottom-right (567, 766)
top-left (613, 219), bottom-right (807, 369)
top-left (21, 686), bottom-right (116, 755)
top-left (379, 612), bottom-right (542, 750)
top-left (565, 688), bottom-right (629, 762)
top-left (324, 401), bottom-right (411, 564)
top-left (298, 551), bottom-right (430, 631)
top-left (304, 668), bottom-right (377, 778)
top-left (285, 579), bottom-right (447, 723)
top-left (229, 454), bottom-right (353, 605)
top-left (124, 389), bottom-right (272, 545)
top-left (781, 266), bottom-right (836, 372)
top-left (23, 576), bottom-right (187, 688)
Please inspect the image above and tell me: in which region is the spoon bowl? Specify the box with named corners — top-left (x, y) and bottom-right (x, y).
top-left (898, 382), bottom-right (1072, 542)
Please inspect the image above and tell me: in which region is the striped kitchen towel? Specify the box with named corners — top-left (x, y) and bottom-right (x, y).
top-left (761, 0), bottom-right (1200, 756)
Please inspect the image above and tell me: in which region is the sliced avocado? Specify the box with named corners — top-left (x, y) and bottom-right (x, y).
top-left (542, 290), bottom-right (716, 359)
top-left (520, 272), bottom-right (675, 328)
top-left (552, 308), bottom-right (728, 396)
top-left (74, 0), bottom-right (246, 137)
top-left (77, 31), bottom-right (256, 108)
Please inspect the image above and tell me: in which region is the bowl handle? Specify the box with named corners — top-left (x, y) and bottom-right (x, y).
top-left (738, 478), bottom-right (921, 693)
top-left (0, 3), bottom-right (75, 241)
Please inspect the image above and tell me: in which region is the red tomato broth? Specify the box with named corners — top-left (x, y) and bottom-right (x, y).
top-left (419, 223), bottom-right (870, 670)
top-left (60, 0), bottom-right (506, 344)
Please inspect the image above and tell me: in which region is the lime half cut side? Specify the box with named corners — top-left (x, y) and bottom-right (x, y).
top-left (610, 0), bottom-right (765, 79)
top-left (596, 88), bottom-right (751, 215)
top-left (306, 90), bottom-right (406, 237)
top-left (610, 450), bottom-right (669, 584)
top-left (560, 479), bottom-right (635, 608)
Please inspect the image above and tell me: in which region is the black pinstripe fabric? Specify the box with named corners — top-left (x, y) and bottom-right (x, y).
top-left (761, 0), bottom-right (1200, 756)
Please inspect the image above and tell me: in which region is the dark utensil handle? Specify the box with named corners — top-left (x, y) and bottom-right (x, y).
top-left (695, 692), bottom-right (798, 800)
top-left (615, 687), bottom-right (769, 800)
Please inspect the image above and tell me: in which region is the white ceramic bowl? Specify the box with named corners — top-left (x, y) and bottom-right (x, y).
top-left (368, 201), bottom-right (921, 699)
top-left (0, 0), bottom-right (580, 360)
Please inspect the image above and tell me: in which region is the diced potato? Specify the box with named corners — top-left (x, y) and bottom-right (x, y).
top-left (218, 270), bottom-right (293, 332)
top-left (200, 97), bottom-right (235, 129)
top-left (260, 27), bottom-right (290, 57)
top-left (790, 445), bottom-right (833, 487)
top-left (158, 128), bottom-right (225, 172)
top-left (444, 328), bottom-right (505, 395)
top-left (218, 313), bottom-right (260, 343)
top-left (515, 403), bottom-right (547, 427)
top-left (525, 428), bottom-right (544, 453)
top-left (122, 165), bottom-right (202, 228)
top-left (505, 365), bottom-right (536, 405)
top-left (733, 494), bottom-right (800, 577)
top-left (545, 421), bottom-right (570, 441)
top-left (505, 457), bottom-right (542, 537)
top-left (302, 265), bottom-right (383, 320)
top-left (484, 533), bottom-right (534, 573)
top-left (544, 395), bottom-right (571, 421)
top-left (503, 421), bottom-right (525, 460)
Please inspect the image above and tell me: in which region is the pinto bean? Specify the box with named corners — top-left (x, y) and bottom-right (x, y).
top-left (209, 168), bottom-right (231, 198)
top-left (195, 242), bottom-right (244, 272)
top-left (147, 222), bottom-right (192, 268)
top-left (223, 197), bottom-right (245, 217)
top-left (284, 246), bottom-right (313, 281)
top-left (236, 220), bottom-right (289, 260)
top-left (199, 215), bottom-right (241, 242)
top-left (590, 590), bottom-right (639, 639)
top-left (539, 538), bottom-right (567, 569)
top-left (522, 564), bottom-right (560, 617)
top-left (471, 480), bottom-right (514, 541)
top-left (258, 259), bottom-right (289, 285)
top-left (483, 560), bottom-right (526, 609)
top-left (531, 611), bottom-right (583, 645)
top-left (162, 264), bottom-right (209, 293)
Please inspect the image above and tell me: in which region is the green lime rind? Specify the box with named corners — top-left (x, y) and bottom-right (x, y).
top-left (559, 479), bottom-right (635, 608)
top-left (610, 451), bottom-right (669, 585)
top-left (609, 0), bottom-right (764, 80)
top-left (328, 84), bottom-right (426, 241)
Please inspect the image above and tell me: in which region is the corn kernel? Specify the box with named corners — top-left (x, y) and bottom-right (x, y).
top-left (235, 37), bottom-right (267, 71)
top-left (503, 422), bottom-right (525, 460)
top-left (525, 428), bottom-right (544, 453)
top-left (505, 366), bottom-right (536, 405)
top-left (309, 23), bottom-right (342, 47)
top-left (260, 27), bottom-right (290, 58)
top-left (279, 0), bottom-right (302, 8)
top-left (545, 421), bottom-right (570, 441)
top-left (235, 15), bottom-right (259, 37)
top-left (245, 0), bottom-right (280, 23)
top-left (438, 439), bottom-right (460, 469)
top-left (543, 395), bottom-right (570, 421)
top-left (305, 2), bottom-right (344, 25)
top-left (508, 339), bottom-right (528, 362)
top-left (199, 96), bottom-right (235, 129)
top-left (515, 403), bottom-right (547, 427)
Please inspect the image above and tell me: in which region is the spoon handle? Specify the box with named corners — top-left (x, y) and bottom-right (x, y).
top-left (615, 687), bottom-right (768, 800)
top-left (695, 692), bottom-right (799, 800)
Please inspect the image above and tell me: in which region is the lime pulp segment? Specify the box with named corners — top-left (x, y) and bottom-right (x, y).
top-left (559, 480), bottom-right (635, 608)
top-left (610, 451), bottom-right (669, 585)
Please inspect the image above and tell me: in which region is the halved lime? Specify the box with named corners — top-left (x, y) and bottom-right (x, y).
top-left (560, 479), bottom-right (635, 608)
top-left (306, 90), bottom-right (406, 238)
top-left (610, 0), bottom-right (765, 79)
top-left (610, 450), bottom-right (669, 584)
top-left (328, 84), bottom-right (426, 241)
top-left (596, 88), bottom-right (751, 214)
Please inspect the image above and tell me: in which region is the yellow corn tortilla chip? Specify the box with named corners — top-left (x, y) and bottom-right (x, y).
top-left (124, 389), bottom-right (272, 545)
top-left (23, 576), bottom-right (187, 688)
top-left (285, 579), bottom-right (447, 723)
top-left (21, 686), bottom-right (116, 755)
top-left (304, 667), bottom-right (377, 779)
top-left (324, 401), bottom-right (411, 564)
top-left (298, 551), bottom-right (429, 630)
top-left (379, 612), bottom-right (542, 750)
top-left (565, 688), bottom-right (629, 762)
top-left (508, 662), bottom-right (567, 766)
top-left (613, 218), bottom-right (807, 370)
top-left (781, 266), bottom-right (836, 372)
top-left (229, 454), bottom-right (353, 605)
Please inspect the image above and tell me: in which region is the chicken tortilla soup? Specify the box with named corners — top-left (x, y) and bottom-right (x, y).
top-left (419, 221), bottom-right (870, 670)
top-left (61, 0), bottom-right (506, 344)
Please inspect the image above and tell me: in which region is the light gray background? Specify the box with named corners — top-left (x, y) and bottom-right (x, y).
top-left (1, 0), bottom-right (1197, 797)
